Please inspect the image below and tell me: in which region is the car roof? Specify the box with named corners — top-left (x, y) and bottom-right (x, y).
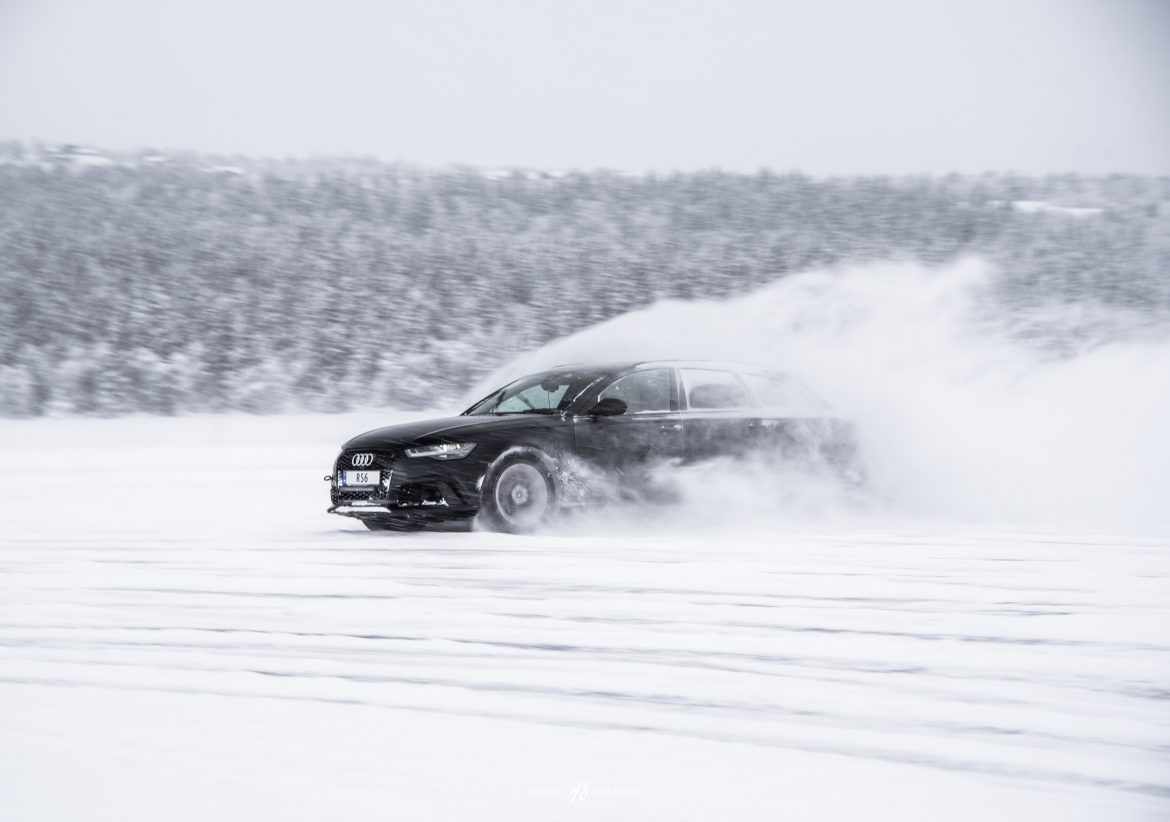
top-left (549, 360), bottom-right (780, 374)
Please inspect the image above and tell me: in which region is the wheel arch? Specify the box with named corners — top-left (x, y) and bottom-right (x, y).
top-left (480, 443), bottom-right (562, 492)
top-left (475, 444), bottom-right (566, 533)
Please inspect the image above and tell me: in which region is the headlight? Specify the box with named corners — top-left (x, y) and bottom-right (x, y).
top-left (404, 442), bottom-right (477, 460)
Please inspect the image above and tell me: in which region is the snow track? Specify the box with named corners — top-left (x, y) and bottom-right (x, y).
top-left (1, 414), bottom-right (1168, 820)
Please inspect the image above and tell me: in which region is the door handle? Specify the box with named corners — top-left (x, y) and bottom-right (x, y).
top-left (659, 422), bottom-right (682, 431)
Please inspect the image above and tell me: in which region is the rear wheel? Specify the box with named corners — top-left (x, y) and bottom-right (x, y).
top-left (479, 457), bottom-right (556, 533)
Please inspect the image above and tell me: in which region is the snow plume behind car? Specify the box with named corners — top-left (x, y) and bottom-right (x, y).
top-left (473, 258), bottom-right (1170, 533)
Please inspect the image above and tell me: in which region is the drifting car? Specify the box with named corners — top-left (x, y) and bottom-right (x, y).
top-left (326, 361), bottom-right (860, 532)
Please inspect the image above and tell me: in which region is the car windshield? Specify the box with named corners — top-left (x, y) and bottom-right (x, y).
top-left (464, 370), bottom-right (605, 415)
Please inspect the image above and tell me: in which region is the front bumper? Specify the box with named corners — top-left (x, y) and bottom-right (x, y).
top-left (327, 501), bottom-right (475, 525)
top-left (327, 447), bottom-right (484, 521)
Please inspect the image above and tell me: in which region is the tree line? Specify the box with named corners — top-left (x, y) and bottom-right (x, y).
top-left (0, 143), bottom-right (1167, 416)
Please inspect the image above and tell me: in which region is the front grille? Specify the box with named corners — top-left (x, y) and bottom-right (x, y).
top-left (332, 449), bottom-right (398, 504)
top-left (339, 450), bottom-right (397, 471)
top-left (334, 488), bottom-right (386, 502)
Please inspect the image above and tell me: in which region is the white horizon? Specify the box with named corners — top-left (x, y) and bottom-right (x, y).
top-left (1, 0), bottom-right (1168, 176)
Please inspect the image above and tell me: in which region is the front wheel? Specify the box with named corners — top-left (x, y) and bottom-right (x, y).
top-left (478, 457), bottom-right (557, 533)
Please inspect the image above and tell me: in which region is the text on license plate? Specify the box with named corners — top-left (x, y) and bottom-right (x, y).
top-left (341, 470), bottom-right (381, 487)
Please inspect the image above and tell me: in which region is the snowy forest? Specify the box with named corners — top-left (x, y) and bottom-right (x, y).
top-left (1, 142), bottom-right (1168, 417)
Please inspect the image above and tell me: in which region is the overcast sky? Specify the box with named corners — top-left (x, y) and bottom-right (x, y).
top-left (0, 0), bottom-right (1167, 174)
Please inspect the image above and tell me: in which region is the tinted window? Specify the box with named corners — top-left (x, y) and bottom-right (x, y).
top-left (680, 369), bottom-right (755, 410)
top-left (599, 369), bottom-right (673, 413)
top-left (739, 372), bottom-right (830, 415)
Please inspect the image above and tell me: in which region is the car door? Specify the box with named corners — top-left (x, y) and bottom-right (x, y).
top-left (736, 370), bottom-right (837, 462)
top-left (677, 367), bottom-right (757, 462)
top-left (572, 368), bottom-right (684, 477)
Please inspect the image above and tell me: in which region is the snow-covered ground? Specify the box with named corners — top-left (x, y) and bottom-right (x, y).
top-left (1, 412), bottom-right (1168, 821)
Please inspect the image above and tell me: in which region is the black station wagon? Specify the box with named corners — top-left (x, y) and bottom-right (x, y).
top-left (327, 361), bottom-right (861, 532)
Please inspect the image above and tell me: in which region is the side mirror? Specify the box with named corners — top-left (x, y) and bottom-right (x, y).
top-left (586, 397), bottom-right (627, 417)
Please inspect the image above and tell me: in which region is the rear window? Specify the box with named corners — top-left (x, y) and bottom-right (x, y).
top-left (680, 369), bottom-right (755, 410)
top-left (739, 372), bottom-right (830, 415)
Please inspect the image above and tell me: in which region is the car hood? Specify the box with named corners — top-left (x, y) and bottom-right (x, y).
top-left (342, 414), bottom-right (554, 450)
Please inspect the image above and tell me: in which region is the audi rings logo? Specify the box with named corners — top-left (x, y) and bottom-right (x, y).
top-left (350, 453), bottom-right (375, 468)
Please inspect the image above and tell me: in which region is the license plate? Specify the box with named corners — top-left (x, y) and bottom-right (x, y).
top-left (340, 470), bottom-right (381, 487)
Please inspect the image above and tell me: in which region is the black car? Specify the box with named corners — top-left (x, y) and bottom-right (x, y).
top-left (326, 361), bottom-right (860, 532)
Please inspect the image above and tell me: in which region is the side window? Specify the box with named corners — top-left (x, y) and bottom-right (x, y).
top-left (739, 372), bottom-right (830, 415)
top-left (680, 369), bottom-right (755, 410)
top-left (598, 369), bottom-right (673, 413)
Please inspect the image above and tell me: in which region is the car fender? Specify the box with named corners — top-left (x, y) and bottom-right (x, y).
top-left (478, 444), bottom-right (563, 497)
